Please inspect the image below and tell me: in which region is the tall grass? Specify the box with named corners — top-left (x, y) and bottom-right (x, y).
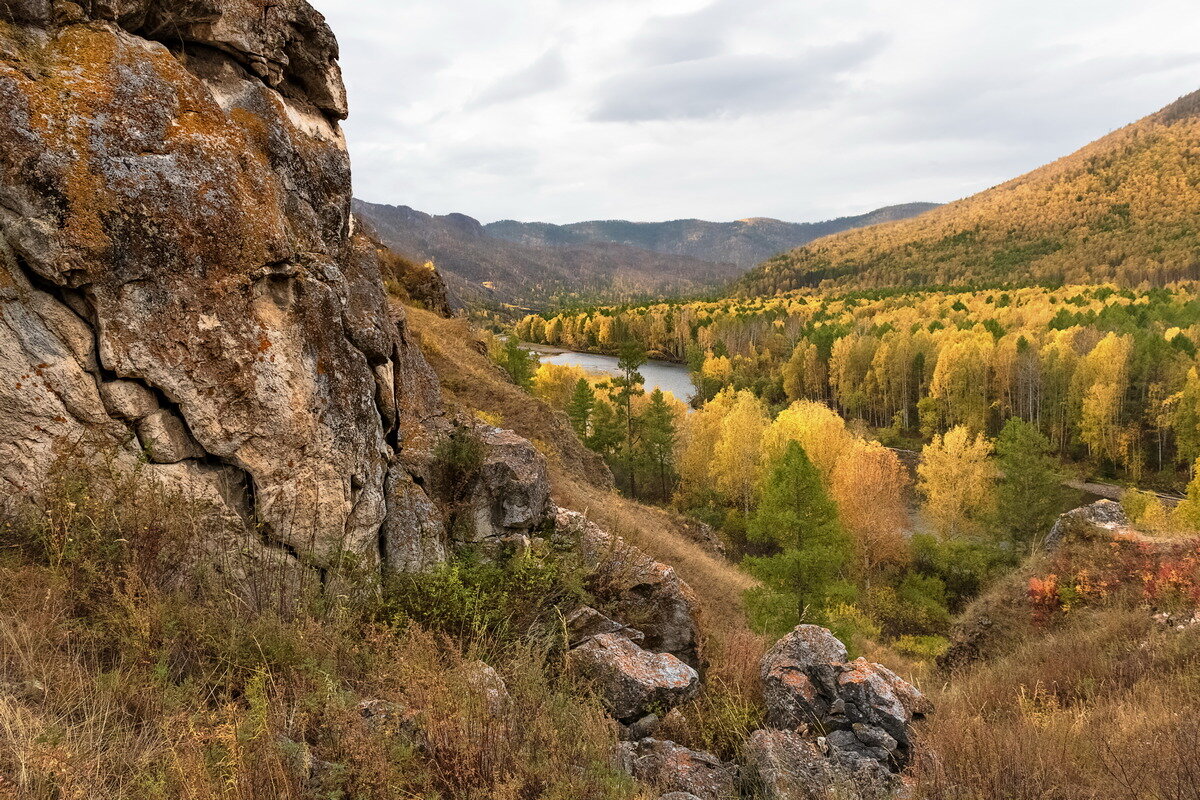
top-left (0, 464), bottom-right (647, 800)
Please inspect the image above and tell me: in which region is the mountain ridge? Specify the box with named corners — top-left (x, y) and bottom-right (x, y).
top-left (353, 199), bottom-right (939, 312)
top-left (736, 89), bottom-right (1200, 295)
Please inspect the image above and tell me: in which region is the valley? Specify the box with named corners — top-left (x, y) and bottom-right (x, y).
top-left (0, 1), bottom-right (1198, 799)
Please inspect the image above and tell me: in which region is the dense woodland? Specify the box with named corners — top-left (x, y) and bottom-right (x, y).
top-left (736, 90), bottom-right (1200, 293)
top-left (505, 283), bottom-right (1200, 651)
top-left (518, 284), bottom-right (1200, 487)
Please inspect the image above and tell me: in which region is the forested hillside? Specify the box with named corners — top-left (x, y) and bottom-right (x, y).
top-left (518, 284), bottom-right (1200, 488)
top-left (738, 90), bottom-right (1200, 293)
top-left (354, 200), bottom-right (746, 312)
top-left (485, 203), bottom-right (939, 270)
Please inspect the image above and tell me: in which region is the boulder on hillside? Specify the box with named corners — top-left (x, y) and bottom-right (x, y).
top-left (616, 738), bottom-right (736, 800)
top-left (458, 426), bottom-right (554, 548)
top-left (761, 626), bottom-right (930, 772)
top-left (555, 508), bottom-right (701, 666)
top-left (744, 729), bottom-right (900, 800)
top-left (568, 633), bottom-right (699, 723)
top-left (1043, 499), bottom-right (1137, 549)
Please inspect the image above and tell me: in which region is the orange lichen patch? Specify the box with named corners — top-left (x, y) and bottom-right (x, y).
top-left (775, 669), bottom-right (818, 702)
top-left (18, 25), bottom-right (122, 260)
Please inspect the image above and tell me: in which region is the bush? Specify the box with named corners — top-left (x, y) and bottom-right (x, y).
top-left (911, 533), bottom-right (1015, 612)
top-left (383, 551), bottom-right (591, 652)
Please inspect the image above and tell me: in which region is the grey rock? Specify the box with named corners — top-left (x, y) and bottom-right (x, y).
top-left (568, 633), bottom-right (698, 722)
top-left (745, 729), bottom-right (901, 800)
top-left (460, 660), bottom-right (510, 717)
top-left (136, 410), bottom-right (206, 464)
top-left (99, 380), bottom-right (159, 420)
top-left (557, 508), bottom-right (701, 666)
top-left (1044, 500), bottom-right (1136, 549)
top-left (617, 738), bottom-right (736, 800)
top-left (566, 605), bottom-right (646, 648)
top-left (760, 626), bottom-right (931, 771)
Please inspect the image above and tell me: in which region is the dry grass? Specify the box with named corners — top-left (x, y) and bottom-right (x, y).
top-left (0, 465), bottom-right (650, 800)
top-left (913, 607), bottom-right (1200, 800)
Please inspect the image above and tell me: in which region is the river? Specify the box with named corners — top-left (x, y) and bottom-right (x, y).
top-left (526, 344), bottom-right (697, 405)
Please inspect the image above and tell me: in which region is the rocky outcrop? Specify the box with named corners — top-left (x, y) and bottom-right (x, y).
top-left (555, 508), bottom-right (701, 666)
top-left (568, 633), bottom-right (699, 723)
top-left (0, 0), bottom-right (465, 585)
top-left (748, 626), bottom-right (930, 798)
top-left (616, 738), bottom-right (736, 800)
top-left (1043, 499), bottom-right (1137, 549)
top-left (744, 729), bottom-right (900, 800)
top-left (761, 626), bottom-right (929, 769)
top-left (461, 427), bottom-right (554, 548)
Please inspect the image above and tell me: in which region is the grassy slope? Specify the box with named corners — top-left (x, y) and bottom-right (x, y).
top-left (739, 89), bottom-right (1200, 294)
top-left (406, 307), bottom-right (758, 644)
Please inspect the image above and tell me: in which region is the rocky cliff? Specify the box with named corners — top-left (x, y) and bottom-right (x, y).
top-left (0, 0), bottom-right (456, 584)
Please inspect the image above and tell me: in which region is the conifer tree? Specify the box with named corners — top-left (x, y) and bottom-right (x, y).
top-left (638, 388), bottom-right (678, 502)
top-left (743, 441), bottom-right (855, 635)
top-left (566, 378), bottom-right (596, 440)
top-left (614, 340), bottom-right (647, 497)
top-left (994, 418), bottom-right (1062, 547)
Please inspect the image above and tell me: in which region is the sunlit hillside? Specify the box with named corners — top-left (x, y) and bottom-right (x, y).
top-left (738, 90), bottom-right (1200, 294)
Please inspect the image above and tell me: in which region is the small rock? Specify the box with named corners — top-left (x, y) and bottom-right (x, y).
top-left (617, 738), bottom-right (736, 800)
top-left (568, 633), bottom-right (698, 722)
top-left (566, 605), bottom-right (646, 648)
top-left (460, 660), bottom-right (510, 717)
top-left (1044, 500), bottom-right (1136, 549)
top-left (99, 379), bottom-right (158, 421)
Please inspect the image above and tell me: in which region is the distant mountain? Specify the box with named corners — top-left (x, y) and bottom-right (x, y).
top-left (353, 201), bottom-right (743, 312)
top-left (353, 200), bottom-right (938, 312)
top-left (737, 90), bottom-right (1200, 295)
top-left (484, 203), bottom-right (940, 270)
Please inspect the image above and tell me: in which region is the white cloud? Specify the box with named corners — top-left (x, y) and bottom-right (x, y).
top-left (312, 0), bottom-right (1200, 224)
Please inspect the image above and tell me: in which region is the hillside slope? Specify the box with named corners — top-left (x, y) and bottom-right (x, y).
top-left (354, 201), bottom-right (744, 311)
top-left (484, 203), bottom-right (939, 270)
top-left (739, 90), bottom-right (1200, 294)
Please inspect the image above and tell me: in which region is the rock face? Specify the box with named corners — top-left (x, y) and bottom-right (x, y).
top-left (616, 738), bottom-right (736, 800)
top-left (1044, 499), bottom-right (1136, 549)
top-left (568, 633), bottom-right (699, 723)
top-left (0, 0), bottom-right (459, 582)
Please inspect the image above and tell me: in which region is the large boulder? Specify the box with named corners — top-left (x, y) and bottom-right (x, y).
top-left (744, 729), bottom-right (900, 800)
top-left (0, 0), bottom-right (458, 583)
top-left (1043, 499), bottom-right (1137, 549)
top-left (556, 508), bottom-right (701, 666)
top-left (616, 738), bottom-right (736, 800)
top-left (462, 426), bottom-right (554, 547)
top-left (568, 633), bottom-right (699, 723)
top-left (761, 626), bottom-right (930, 771)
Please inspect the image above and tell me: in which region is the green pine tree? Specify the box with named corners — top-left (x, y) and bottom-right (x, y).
top-left (566, 378), bottom-right (596, 440)
top-left (586, 398), bottom-right (624, 456)
top-left (742, 441), bottom-right (855, 636)
top-left (500, 336), bottom-right (536, 390)
top-left (994, 418), bottom-right (1063, 548)
top-left (637, 388), bottom-right (677, 502)
top-left (614, 339), bottom-right (647, 498)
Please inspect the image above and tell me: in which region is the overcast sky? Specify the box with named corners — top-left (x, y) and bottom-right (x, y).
top-left (312, 0), bottom-right (1200, 225)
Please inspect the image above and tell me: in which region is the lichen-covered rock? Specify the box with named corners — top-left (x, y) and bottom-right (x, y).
top-left (0, 0), bottom-right (451, 581)
top-left (1044, 499), bottom-right (1137, 549)
top-left (462, 427), bottom-right (554, 546)
top-left (760, 626), bottom-right (930, 772)
top-left (744, 729), bottom-right (901, 800)
top-left (616, 738), bottom-right (736, 800)
top-left (568, 633), bottom-right (698, 723)
top-left (556, 508), bottom-right (701, 666)
top-left (460, 660), bottom-right (510, 717)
